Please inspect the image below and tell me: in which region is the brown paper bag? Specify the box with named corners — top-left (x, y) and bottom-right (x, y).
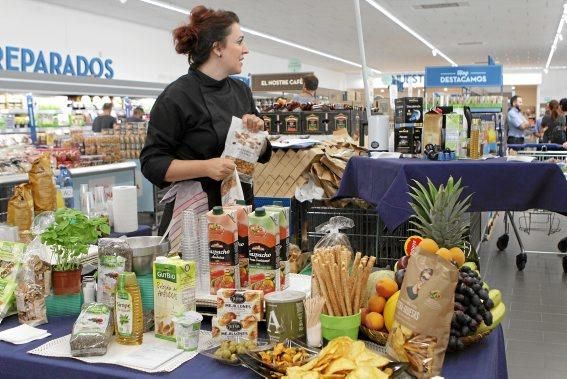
top-left (386, 251), bottom-right (458, 378)
top-left (29, 153), bottom-right (57, 213)
top-left (7, 183), bottom-right (34, 232)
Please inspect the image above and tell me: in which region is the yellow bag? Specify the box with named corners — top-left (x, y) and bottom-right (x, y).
top-left (7, 183), bottom-right (34, 232)
top-left (29, 154), bottom-right (57, 213)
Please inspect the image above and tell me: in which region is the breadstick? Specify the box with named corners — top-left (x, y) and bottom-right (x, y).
top-left (314, 259), bottom-right (334, 316)
top-left (320, 262), bottom-right (341, 316)
top-left (331, 262), bottom-right (347, 316)
top-left (352, 263), bottom-right (364, 313)
top-left (341, 262), bottom-right (352, 315)
top-left (349, 252), bottom-right (362, 299)
top-left (358, 256), bottom-right (377, 310)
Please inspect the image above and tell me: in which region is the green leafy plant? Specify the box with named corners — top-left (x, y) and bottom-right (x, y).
top-left (41, 208), bottom-right (110, 272)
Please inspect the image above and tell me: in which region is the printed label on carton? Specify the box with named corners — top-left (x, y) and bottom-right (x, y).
top-left (248, 213), bottom-right (280, 294)
top-left (217, 289), bottom-right (263, 321)
top-left (212, 316), bottom-right (258, 342)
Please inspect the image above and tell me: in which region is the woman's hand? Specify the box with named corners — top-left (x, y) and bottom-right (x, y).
top-left (242, 114), bottom-right (264, 133)
top-left (206, 158), bottom-right (236, 181)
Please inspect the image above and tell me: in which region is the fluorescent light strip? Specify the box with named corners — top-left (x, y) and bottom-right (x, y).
top-left (364, 0), bottom-right (457, 66)
top-left (544, 4), bottom-right (567, 73)
top-left (135, 0), bottom-right (381, 73)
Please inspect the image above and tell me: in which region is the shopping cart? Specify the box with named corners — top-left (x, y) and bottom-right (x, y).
top-left (496, 147), bottom-right (567, 271)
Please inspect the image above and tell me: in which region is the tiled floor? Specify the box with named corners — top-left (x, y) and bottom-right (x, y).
top-left (478, 212), bottom-right (567, 379)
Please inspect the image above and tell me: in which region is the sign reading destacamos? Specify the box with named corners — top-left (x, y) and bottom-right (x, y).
top-left (425, 65), bottom-right (503, 88)
top-left (251, 72), bottom-right (314, 92)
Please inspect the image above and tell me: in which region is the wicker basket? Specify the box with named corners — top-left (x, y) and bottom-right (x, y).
top-left (360, 326), bottom-right (389, 345)
top-left (361, 325), bottom-right (493, 350)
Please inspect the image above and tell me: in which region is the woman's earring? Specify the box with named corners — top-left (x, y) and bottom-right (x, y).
top-left (219, 54), bottom-right (223, 58)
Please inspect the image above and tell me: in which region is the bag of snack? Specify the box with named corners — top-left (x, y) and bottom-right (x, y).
top-left (313, 216), bottom-right (355, 252)
top-left (221, 168), bottom-right (245, 206)
top-left (221, 116), bottom-right (268, 184)
top-left (97, 238), bottom-right (133, 308)
top-left (70, 303), bottom-right (113, 357)
top-left (0, 241), bottom-right (26, 324)
top-left (386, 250), bottom-right (458, 378)
top-left (7, 183), bottom-right (34, 234)
top-left (28, 153), bottom-right (57, 213)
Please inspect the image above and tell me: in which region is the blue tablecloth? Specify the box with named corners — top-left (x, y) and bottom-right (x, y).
top-left (335, 157), bottom-right (567, 230)
top-left (0, 315), bottom-right (507, 378)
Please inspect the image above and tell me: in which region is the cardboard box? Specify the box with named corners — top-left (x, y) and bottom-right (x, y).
top-left (394, 124), bottom-right (422, 154)
top-left (260, 113), bottom-right (280, 135)
top-left (281, 114), bottom-right (301, 134)
top-left (216, 289), bottom-right (263, 321)
top-left (211, 316), bottom-right (258, 341)
top-left (302, 112), bottom-right (326, 134)
top-left (329, 111), bottom-right (351, 133)
top-left (395, 97), bottom-right (423, 124)
top-left (423, 112), bottom-right (443, 147)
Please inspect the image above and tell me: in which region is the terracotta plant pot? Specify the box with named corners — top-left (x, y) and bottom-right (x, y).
top-left (52, 268), bottom-right (82, 295)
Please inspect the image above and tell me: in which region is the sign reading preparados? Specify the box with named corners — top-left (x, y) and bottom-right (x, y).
top-left (0, 45), bottom-right (114, 79)
top-left (425, 65), bottom-right (503, 88)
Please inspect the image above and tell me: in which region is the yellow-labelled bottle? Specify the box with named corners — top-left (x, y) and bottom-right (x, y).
top-left (115, 272), bottom-right (144, 345)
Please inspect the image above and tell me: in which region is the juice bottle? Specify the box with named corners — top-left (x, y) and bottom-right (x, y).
top-left (115, 272), bottom-right (144, 345)
top-left (208, 206), bottom-right (239, 295)
top-left (264, 202), bottom-right (290, 289)
top-left (469, 119), bottom-right (481, 159)
top-left (248, 207), bottom-right (280, 294)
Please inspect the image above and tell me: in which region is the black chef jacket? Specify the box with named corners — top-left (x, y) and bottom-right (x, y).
top-left (140, 68), bottom-right (271, 232)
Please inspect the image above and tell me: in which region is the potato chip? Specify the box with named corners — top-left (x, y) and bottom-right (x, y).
top-left (346, 366), bottom-right (388, 379)
top-left (324, 358), bottom-right (356, 374)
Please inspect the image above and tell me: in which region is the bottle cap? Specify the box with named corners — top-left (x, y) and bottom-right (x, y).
top-left (235, 200), bottom-right (246, 205)
top-left (255, 207), bottom-right (266, 216)
top-left (212, 206), bottom-right (224, 215)
top-left (273, 201), bottom-right (283, 207)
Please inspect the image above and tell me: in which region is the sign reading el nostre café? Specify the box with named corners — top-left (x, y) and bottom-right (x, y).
top-left (251, 72), bottom-right (314, 92)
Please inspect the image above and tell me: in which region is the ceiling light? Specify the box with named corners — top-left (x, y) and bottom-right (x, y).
top-left (119, 0), bottom-right (127, 4)
top-left (432, 49), bottom-right (438, 56)
top-left (512, 86), bottom-right (516, 90)
top-left (364, 0), bottom-right (457, 66)
top-left (134, 0), bottom-right (381, 73)
top-left (544, 68), bottom-right (549, 74)
top-left (544, 3), bottom-right (567, 73)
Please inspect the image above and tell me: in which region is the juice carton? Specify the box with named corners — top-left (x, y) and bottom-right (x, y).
top-left (208, 206), bottom-right (239, 295)
top-left (216, 288), bottom-right (264, 321)
top-left (225, 201), bottom-right (252, 288)
top-left (248, 208), bottom-right (280, 295)
top-left (211, 316), bottom-right (258, 342)
top-left (264, 202), bottom-right (290, 289)
top-left (153, 257), bottom-right (196, 341)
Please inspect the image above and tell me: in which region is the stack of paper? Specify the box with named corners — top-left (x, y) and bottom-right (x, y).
top-left (0, 324), bottom-right (51, 344)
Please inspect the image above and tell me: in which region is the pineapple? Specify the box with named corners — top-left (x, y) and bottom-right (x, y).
top-left (408, 176), bottom-right (471, 249)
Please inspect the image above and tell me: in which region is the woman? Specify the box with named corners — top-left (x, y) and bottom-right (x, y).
top-left (540, 100), bottom-right (564, 143)
top-left (140, 5), bottom-right (271, 235)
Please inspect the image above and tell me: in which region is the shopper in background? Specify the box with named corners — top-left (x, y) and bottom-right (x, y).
top-left (540, 100), bottom-right (564, 143)
top-left (140, 5), bottom-right (271, 235)
top-left (506, 95), bottom-right (531, 145)
top-left (92, 103), bottom-right (117, 132)
top-left (126, 107), bottom-right (145, 122)
top-left (293, 74), bottom-right (319, 104)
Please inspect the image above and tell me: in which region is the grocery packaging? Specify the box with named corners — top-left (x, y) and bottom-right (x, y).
top-left (220, 168), bottom-right (244, 206)
top-left (221, 116), bottom-right (268, 184)
top-left (386, 250), bottom-right (458, 378)
top-left (248, 208), bottom-right (280, 294)
top-left (313, 216), bottom-right (354, 252)
top-left (70, 303), bottom-right (113, 357)
top-left (225, 202), bottom-right (252, 288)
top-left (211, 315), bottom-right (258, 342)
top-left (265, 290), bottom-right (306, 342)
top-left (217, 288), bottom-right (263, 321)
top-left (153, 256), bottom-right (196, 341)
top-left (264, 203), bottom-right (290, 289)
top-left (7, 183), bottom-right (34, 235)
top-left (444, 113), bottom-right (463, 154)
top-left (115, 272), bottom-right (143, 345)
top-left (173, 311), bottom-right (203, 351)
top-left (208, 206), bottom-right (239, 295)
top-left (28, 153), bottom-right (57, 213)
top-left (423, 112), bottom-right (443, 147)
top-left (15, 252), bottom-right (49, 326)
top-left (0, 241), bottom-right (26, 324)
top-left (97, 238), bottom-right (133, 308)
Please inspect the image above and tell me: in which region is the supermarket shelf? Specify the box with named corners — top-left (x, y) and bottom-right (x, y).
top-left (70, 161), bottom-right (137, 176)
top-left (0, 109), bottom-right (28, 114)
top-left (0, 173), bottom-right (28, 185)
top-left (0, 126), bottom-right (92, 134)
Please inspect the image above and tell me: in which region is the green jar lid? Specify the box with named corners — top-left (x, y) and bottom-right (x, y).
top-left (213, 206), bottom-right (224, 215)
top-left (255, 207), bottom-right (266, 216)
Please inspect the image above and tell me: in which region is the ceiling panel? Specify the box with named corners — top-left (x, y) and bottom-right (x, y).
top-left (38, 0), bottom-right (567, 72)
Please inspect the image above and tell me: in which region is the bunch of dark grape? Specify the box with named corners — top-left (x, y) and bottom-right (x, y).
top-left (448, 266), bottom-right (494, 351)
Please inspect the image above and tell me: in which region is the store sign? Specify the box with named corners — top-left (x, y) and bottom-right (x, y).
top-left (392, 74), bottom-right (424, 87)
top-left (425, 65), bottom-right (503, 88)
top-left (251, 72), bottom-right (313, 92)
top-left (0, 45), bottom-right (114, 79)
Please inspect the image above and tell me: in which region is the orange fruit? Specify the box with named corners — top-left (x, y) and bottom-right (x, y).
top-left (449, 247), bottom-right (466, 267)
top-left (365, 312), bottom-right (385, 330)
top-left (436, 248), bottom-right (453, 263)
top-left (368, 295), bottom-right (386, 313)
top-left (361, 307), bottom-right (369, 323)
top-left (418, 238), bottom-right (439, 254)
top-left (376, 278), bottom-right (399, 299)
top-left (404, 236), bottom-right (423, 256)
top-left (384, 290), bottom-right (400, 332)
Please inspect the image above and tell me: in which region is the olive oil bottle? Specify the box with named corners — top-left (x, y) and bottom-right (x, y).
top-left (115, 272), bottom-right (143, 345)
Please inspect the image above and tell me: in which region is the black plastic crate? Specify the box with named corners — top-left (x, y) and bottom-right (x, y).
top-left (302, 201), bottom-right (409, 268)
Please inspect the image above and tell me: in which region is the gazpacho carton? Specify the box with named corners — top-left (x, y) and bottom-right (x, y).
top-left (225, 202), bottom-right (252, 289)
top-left (264, 202), bottom-right (290, 289)
top-left (208, 206), bottom-right (239, 295)
top-left (248, 208), bottom-right (280, 295)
